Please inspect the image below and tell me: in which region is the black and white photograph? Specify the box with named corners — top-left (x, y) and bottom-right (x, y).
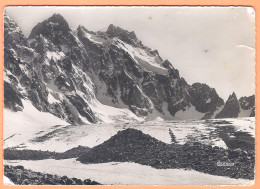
top-left (3, 6), bottom-right (255, 185)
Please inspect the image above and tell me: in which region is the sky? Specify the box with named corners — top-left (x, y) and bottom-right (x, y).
top-left (5, 6), bottom-right (255, 101)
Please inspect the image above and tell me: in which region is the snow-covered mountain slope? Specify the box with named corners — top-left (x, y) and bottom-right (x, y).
top-left (4, 159), bottom-right (253, 185)
top-left (3, 100), bottom-right (68, 149)
top-left (4, 13), bottom-right (255, 127)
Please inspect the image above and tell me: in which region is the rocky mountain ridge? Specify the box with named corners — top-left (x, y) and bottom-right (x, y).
top-left (4, 13), bottom-right (255, 124)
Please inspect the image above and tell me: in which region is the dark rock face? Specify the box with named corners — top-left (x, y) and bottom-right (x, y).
top-left (250, 107), bottom-right (255, 117)
top-left (239, 95), bottom-right (255, 110)
top-left (66, 95), bottom-right (97, 123)
top-left (4, 82), bottom-right (24, 111)
top-left (239, 95), bottom-right (255, 117)
top-left (190, 83), bottom-right (224, 119)
top-left (216, 93), bottom-right (240, 118)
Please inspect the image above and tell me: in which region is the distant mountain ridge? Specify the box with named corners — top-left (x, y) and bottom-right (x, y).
top-left (4, 13), bottom-right (255, 124)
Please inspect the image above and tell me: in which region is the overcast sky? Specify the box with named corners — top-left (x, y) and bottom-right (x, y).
top-left (5, 6), bottom-right (255, 100)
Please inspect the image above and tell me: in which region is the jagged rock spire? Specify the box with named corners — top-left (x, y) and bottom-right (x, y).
top-left (216, 92), bottom-right (240, 118)
top-left (106, 24), bottom-right (140, 46)
top-left (4, 14), bottom-right (25, 46)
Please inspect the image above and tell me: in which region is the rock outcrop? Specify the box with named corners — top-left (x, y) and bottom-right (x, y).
top-left (4, 165), bottom-right (101, 185)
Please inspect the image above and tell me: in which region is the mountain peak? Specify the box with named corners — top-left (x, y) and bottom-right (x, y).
top-left (107, 24), bottom-right (137, 38)
top-left (77, 25), bottom-right (95, 35)
top-left (49, 13), bottom-right (66, 21)
top-left (216, 92), bottom-right (240, 118)
top-left (47, 13), bottom-right (69, 26)
top-left (228, 92), bottom-right (238, 101)
top-left (29, 13), bottom-right (70, 41)
top-left (106, 24), bottom-right (139, 46)
top-left (77, 25), bottom-right (87, 33)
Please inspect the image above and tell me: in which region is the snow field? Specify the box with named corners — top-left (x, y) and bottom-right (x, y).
top-left (4, 159), bottom-right (253, 186)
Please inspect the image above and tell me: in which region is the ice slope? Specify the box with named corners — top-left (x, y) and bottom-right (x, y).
top-left (83, 30), bottom-right (105, 44)
top-left (3, 100), bottom-right (68, 149)
top-left (8, 117), bottom-right (254, 152)
top-left (113, 38), bottom-right (167, 75)
top-left (89, 99), bottom-right (144, 123)
top-left (4, 159), bottom-right (253, 186)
